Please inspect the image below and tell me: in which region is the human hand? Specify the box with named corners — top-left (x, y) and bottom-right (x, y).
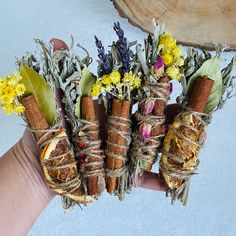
top-left (50, 38), bottom-right (179, 193)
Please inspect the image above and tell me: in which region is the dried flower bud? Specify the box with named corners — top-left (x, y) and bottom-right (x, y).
top-left (139, 122), bottom-right (152, 140)
top-left (141, 99), bottom-right (155, 115)
top-left (79, 153), bottom-right (86, 165)
top-left (77, 142), bottom-right (86, 149)
top-left (154, 57), bottom-right (164, 76)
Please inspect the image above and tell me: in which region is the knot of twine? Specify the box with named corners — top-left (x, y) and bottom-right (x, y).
top-left (73, 119), bottom-right (105, 178)
top-left (160, 108), bottom-right (207, 204)
top-left (105, 115), bottom-right (131, 178)
top-left (144, 81), bottom-right (169, 102)
top-left (29, 123), bottom-right (82, 195)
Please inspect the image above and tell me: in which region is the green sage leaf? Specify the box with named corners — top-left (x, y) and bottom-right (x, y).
top-left (20, 63), bottom-right (56, 125)
top-left (186, 57), bottom-right (223, 113)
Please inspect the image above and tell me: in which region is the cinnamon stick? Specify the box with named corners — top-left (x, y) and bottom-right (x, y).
top-left (153, 75), bottom-right (170, 116)
top-left (80, 96), bottom-right (105, 196)
top-left (146, 75), bottom-right (170, 170)
top-left (106, 99), bottom-right (131, 194)
top-left (189, 75), bottom-right (214, 112)
top-left (20, 95), bottom-right (49, 140)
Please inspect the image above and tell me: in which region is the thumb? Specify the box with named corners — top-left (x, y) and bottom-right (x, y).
top-left (50, 38), bottom-right (69, 52)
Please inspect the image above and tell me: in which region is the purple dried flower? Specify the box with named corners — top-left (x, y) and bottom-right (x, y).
top-left (94, 35), bottom-right (111, 75)
top-left (113, 22), bottom-right (130, 73)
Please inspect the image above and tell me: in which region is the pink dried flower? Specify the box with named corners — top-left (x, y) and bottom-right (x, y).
top-left (154, 57), bottom-right (164, 76)
top-left (78, 142), bottom-right (86, 149)
top-left (139, 122), bottom-right (152, 140)
top-left (141, 99), bottom-right (155, 115)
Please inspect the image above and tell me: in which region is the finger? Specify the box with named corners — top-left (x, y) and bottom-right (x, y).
top-left (136, 171), bottom-right (166, 192)
top-left (21, 129), bottom-right (39, 157)
top-left (50, 38), bottom-right (69, 52)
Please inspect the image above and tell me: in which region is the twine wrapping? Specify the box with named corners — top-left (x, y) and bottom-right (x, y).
top-left (129, 80), bottom-right (169, 181)
top-left (73, 119), bottom-right (105, 195)
top-left (105, 115), bottom-right (132, 200)
top-left (160, 108), bottom-right (208, 205)
top-left (30, 123), bottom-right (83, 209)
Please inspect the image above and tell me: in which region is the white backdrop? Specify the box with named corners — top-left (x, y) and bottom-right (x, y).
top-left (0, 1), bottom-right (236, 235)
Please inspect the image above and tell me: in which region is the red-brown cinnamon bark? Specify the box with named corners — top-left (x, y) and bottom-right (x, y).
top-left (189, 75), bottom-right (214, 112)
top-left (80, 96), bottom-right (105, 196)
top-left (20, 95), bottom-right (49, 140)
top-left (147, 75), bottom-right (170, 170)
top-left (106, 99), bottom-right (131, 194)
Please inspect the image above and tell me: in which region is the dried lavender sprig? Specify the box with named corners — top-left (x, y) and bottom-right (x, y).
top-left (94, 35), bottom-right (111, 75)
top-left (113, 22), bottom-right (130, 73)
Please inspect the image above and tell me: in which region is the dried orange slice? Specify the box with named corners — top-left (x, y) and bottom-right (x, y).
top-left (41, 128), bottom-right (93, 203)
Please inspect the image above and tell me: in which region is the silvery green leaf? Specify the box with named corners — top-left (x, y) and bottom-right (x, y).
top-left (136, 44), bottom-right (148, 75)
top-left (128, 41), bottom-right (137, 48)
top-left (217, 57), bottom-right (236, 109)
top-left (53, 50), bottom-right (66, 64)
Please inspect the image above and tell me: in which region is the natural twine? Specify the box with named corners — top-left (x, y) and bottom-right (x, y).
top-left (105, 115), bottom-right (132, 200)
top-left (145, 81), bottom-right (169, 102)
top-left (160, 108), bottom-right (208, 205)
top-left (29, 123), bottom-right (82, 207)
top-left (130, 80), bottom-right (169, 179)
top-left (73, 119), bottom-right (105, 182)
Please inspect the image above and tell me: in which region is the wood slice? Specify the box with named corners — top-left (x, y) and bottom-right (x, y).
top-left (113, 0), bottom-right (236, 50)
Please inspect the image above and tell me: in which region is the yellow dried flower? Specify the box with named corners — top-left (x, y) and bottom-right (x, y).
top-left (123, 71), bottom-right (133, 83)
top-left (162, 54), bottom-right (173, 66)
top-left (14, 104), bottom-right (25, 115)
top-left (4, 85), bottom-right (16, 98)
top-left (0, 73), bottom-right (26, 115)
top-left (159, 33), bottom-right (176, 52)
top-left (0, 95), bottom-right (13, 104)
top-left (2, 104), bottom-right (14, 115)
top-left (8, 73), bottom-right (22, 85)
top-left (166, 66), bottom-right (182, 80)
top-left (123, 71), bottom-right (141, 89)
top-left (91, 81), bottom-right (102, 96)
top-left (110, 71), bottom-right (121, 84)
top-left (132, 75), bottom-right (141, 88)
top-left (175, 58), bottom-right (184, 67)
top-left (15, 84), bottom-right (25, 96)
top-left (172, 46), bottom-right (183, 59)
top-left (101, 74), bottom-right (112, 85)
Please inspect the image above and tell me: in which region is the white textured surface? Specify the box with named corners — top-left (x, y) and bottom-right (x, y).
top-left (0, 1), bottom-right (236, 236)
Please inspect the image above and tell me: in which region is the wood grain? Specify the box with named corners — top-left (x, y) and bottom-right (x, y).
top-left (113, 0), bottom-right (236, 50)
